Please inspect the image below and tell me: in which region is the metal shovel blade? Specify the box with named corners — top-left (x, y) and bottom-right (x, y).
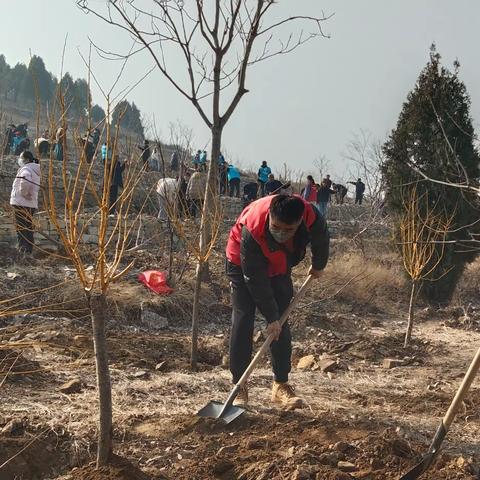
top-left (398, 422), bottom-right (446, 480)
top-left (398, 454), bottom-right (435, 480)
top-left (196, 400), bottom-right (245, 424)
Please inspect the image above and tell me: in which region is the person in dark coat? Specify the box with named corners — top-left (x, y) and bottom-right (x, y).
top-left (265, 174), bottom-right (283, 195)
top-left (348, 178), bottom-right (366, 205)
top-left (138, 140), bottom-right (151, 169)
top-left (242, 182), bottom-right (258, 208)
top-left (332, 183), bottom-right (348, 204)
top-left (170, 151), bottom-right (179, 171)
top-left (226, 195), bottom-right (329, 408)
top-left (4, 124), bottom-right (15, 155)
top-left (316, 181), bottom-right (336, 217)
top-left (219, 162), bottom-right (228, 195)
top-left (105, 157), bottom-right (125, 214)
top-left (323, 174), bottom-right (332, 189)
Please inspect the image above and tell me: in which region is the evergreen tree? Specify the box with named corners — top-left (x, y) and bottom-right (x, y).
top-left (22, 55), bottom-right (55, 104)
top-left (111, 100), bottom-right (144, 137)
top-left (8, 63), bottom-right (28, 102)
top-left (382, 45), bottom-right (480, 303)
top-left (91, 104), bottom-right (106, 125)
top-left (59, 72), bottom-right (76, 111)
top-left (0, 55), bottom-right (10, 99)
top-left (74, 78), bottom-right (91, 115)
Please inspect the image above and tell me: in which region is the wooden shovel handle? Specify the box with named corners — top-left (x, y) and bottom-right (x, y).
top-left (443, 345), bottom-right (480, 430)
top-left (236, 275), bottom-right (313, 388)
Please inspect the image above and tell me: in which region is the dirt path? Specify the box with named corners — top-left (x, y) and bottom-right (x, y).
top-left (1, 307), bottom-right (479, 480)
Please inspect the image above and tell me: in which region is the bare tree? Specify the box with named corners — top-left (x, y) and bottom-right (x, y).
top-left (43, 59), bottom-right (150, 467)
top-left (313, 155), bottom-right (331, 183)
top-left (77, 0), bottom-right (331, 255)
top-left (400, 186), bottom-right (453, 347)
top-left (343, 129), bottom-right (384, 204)
top-left (78, 0), bottom-right (331, 370)
top-left (163, 182), bottom-right (223, 369)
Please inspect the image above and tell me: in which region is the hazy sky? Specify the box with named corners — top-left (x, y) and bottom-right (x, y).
top-left (1, 1), bottom-right (480, 180)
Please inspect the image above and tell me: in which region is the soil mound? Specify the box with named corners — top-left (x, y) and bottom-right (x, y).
top-left (65, 456), bottom-right (154, 480)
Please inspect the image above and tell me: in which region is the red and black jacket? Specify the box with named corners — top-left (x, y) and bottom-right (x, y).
top-left (226, 195), bottom-right (329, 323)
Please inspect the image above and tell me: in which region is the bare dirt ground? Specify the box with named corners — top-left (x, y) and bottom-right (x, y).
top-left (1, 232), bottom-right (479, 480)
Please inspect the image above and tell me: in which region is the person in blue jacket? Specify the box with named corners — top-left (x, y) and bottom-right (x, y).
top-left (227, 164), bottom-right (241, 198)
top-left (199, 150), bottom-right (207, 172)
top-left (257, 161), bottom-right (271, 197)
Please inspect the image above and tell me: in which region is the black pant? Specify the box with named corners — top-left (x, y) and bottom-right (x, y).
top-left (189, 199), bottom-right (202, 218)
top-left (14, 206), bottom-right (35, 253)
top-left (220, 173), bottom-right (227, 195)
top-left (229, 178), bottom-right (240, 198)
top-left (258, 180), bottom-right (266, 197)
top-left (109, 184), bottom-right (119, 213)
top-left (227, 261), bottom-right (293, 384)
top-left (355, 193), bottom-right (363, 205)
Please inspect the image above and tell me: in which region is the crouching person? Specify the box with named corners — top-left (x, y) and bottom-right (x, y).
top-left (225, 195), bottom-right (329, 409)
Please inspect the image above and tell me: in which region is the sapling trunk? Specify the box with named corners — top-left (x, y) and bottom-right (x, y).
top-left (88, 292), bottom-right (113, 467)
top-left (190, 261), bottom-right (203, 370)
top-left (404, 280), bottom-right (417, 348)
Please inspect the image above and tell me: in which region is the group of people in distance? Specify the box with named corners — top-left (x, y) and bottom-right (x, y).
top-left (301, 174), bottom-right (366, 217)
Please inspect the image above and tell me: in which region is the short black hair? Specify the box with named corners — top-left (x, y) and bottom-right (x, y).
top-left (20, 150), bottom-right (34, 162)
top-left (270, 195), bottom-right (305, 224)
top-left (307, 175), bottom-right (314, 182)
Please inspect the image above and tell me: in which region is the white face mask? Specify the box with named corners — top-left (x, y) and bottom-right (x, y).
top-left (18, 158), bottom-right (26, 168)
top-left (269, 227), bottom-right (295, 244)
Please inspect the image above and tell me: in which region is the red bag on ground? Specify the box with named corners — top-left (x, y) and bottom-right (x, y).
top-left (138, 270), bottom-right (173, 295)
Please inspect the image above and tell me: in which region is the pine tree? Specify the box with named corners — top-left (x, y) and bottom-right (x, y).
top-left (91, 104), bottom-right (106, 125)
top-left (59, 72), bottom-right (76, 112)
top-left (0, 55), bottom-right (10, 99)
top-left (111, 100), bottom-right (144, 137)
top-left (22, 55), bottom-right (55, 104)
top-left (8, 63), bottom-right (28, 102)
top-left (382, 44), bottom-right (480, 303)
top-left (74, 78), bottom-right (91, 116)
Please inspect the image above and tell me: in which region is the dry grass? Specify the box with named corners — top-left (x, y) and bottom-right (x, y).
top-left (453, 259), bottom-right (480, 305)
top-left (320, 251), bottom-right (407, 309)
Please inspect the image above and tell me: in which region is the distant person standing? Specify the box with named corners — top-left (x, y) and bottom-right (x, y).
top-left (10, 151), bottom-right (41, 254)
top-left (265, 173), bottom-right (283, 195)
top-left (107, 158), bottom-right (125, 215)
top-left (218, 152), bottom-right (226, 166)
top-left (219, 161), bottom-right (228, 195)
top-left (91, 128), bottom-right (100, 150)
top-left (170, 151), bottom-right (179, 172)
top-left (149, 145), bottom-right (160, 171)
top-left (302, 175), bottom-right (319, 208)
top-left (227, 164), bottom-right (241, 198)
top-left (199, 150), bottom-right (207, 172)
top-left (323, 174), bottom-right (332, 189)
top-left (54, 126), bottom-right (66, 161)
top-left (4, 124), bottom-right (15, 155)
top-left (138, 140), bottom-right (151, 169)
top-left (349, 178), bottom-right (366, 205)
top-left (257, 161), bottom-right (271, 197)
top-left (192, 150), bottom-right (201, 170)
top-left (101, 142), bottom-right (110, 162)
top-left (317, 180), bottom-right (336, 217)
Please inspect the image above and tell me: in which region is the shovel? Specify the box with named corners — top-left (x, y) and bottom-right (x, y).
top-left (399, 344), bottom-right (480, 480)
top-left (197, 274), bottom-right (313, 424)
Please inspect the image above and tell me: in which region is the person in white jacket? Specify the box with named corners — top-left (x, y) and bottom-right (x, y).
top-left (156, 177), bottom-right (178, 221)
top-left (10, 151), bottom-right (41, 253)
